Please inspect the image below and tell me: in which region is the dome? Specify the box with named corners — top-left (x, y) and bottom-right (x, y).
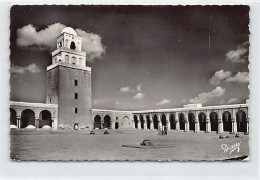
top-left (61, 27), bottom-right (77, 36)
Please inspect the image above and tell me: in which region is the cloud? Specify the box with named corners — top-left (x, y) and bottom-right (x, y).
top-left (227, 98), bottom-right (240, 104)
top-left (156, 99), bottom-right (171, 106)
top-left (189, 86), bottom-right (225, 104)
top-left (226, 72), bottom-right (249, 83)
top-left (75, 29), bottom-right (106, 61)
top-left (226, 41), bottom-right (249, 63)
top-left (16, 23), bottom-right (106, 61)
top-left (16, 23), bottom-right (65, 49)
top-left (133, 92), bottom-right (145, 100)
top-left (136, 84), bottom-right (142, 92)
top-left (210, 70), bottom-right (232, 85)
top-left (10, 64), bottom-right (41, 74)
top-left (120, 86), bottom-right (135, 92)
top-left (181, 99), bottom-right (187, 103)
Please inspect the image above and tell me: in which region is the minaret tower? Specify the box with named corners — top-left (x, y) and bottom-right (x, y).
top-left (46, 27), bottom-right (92, 129)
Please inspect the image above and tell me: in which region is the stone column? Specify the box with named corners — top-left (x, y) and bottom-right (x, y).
top-left (158, 114), bottom-right (162, 131)
top-left (16, 116), bottom-right (21, 129)
top-left (218, 119), bottom-right (223, 134)
top-left (195, 114), bottom-right (199, 133)
top-left (150, 114), bottom-right (154, 130)
top-left (137, 116), bottom-right (141, 130)
top-left (175, 114), bottom-right (180, 131)
top-left (231, 118), bottom-right (237, 134)
top-left (246, 118), bottom-right (249, 134)
top-left (166, 114), bottom-right (171, 130)
top-left (206, 119), bottom-right (211, 133)
top-left (101, 120), bottom-right (104, 129)
top-left (51, 119), bottom-right (55, 129)
top-left (184, 114), bottom-right (189, 132)
top-left (143, 120), bottom-right (147, 130)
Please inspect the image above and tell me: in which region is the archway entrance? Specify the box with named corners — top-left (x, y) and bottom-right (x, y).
top-left (146, 115), bottom-right (150, 129)
top-left (170, 114), bottom-right (176, 130)
top-left (104, 115), bottom-right (111, 129)
top-left (188, 113), bottom-right (195, 131)
top-left (198, 112), bottom-right (206, 131)
top-left (210, 112), bottom-right (218, 132)
top-left (115, 122), bottom-right (119, 129)
top-left (21, 109), bottom-right (35, 128)
top-left (134, 115), bottom-right (138, 129)
top-left (161, 114), bottom-right (167, 128)
top-left (10, 108), bottom-right (17, 126)
top-left (140, 115), bottom-right (144, 129)
top-left (153, 114), bottom-right (158, 129)
top-left (222, 111), bottom-right (232, 132)
top-left (179, 113), bottom-right (185, 131)
top-left (94, 115), bottom-right (101, 129)
top-left (39, 110), bottom-right (52, 128)
top-left (236, 110), bottom-right (247, 133)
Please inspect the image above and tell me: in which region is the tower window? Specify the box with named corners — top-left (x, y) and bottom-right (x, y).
top-left (70, 41), bottom-right (76, 50)
top-left (75, 108), bottom-right (78, 113)
top-left (74, 80), bottom-right (78, 86)
top-left (75, 93), bottom-right (78, 99)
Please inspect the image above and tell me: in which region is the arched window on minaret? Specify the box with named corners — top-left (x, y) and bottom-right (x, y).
top-left (71, 57), bottom-right (77, 65)
top-left (70, 41), bottom-right (76, 50)
top-left (65, 55), bottom-right (69, 63)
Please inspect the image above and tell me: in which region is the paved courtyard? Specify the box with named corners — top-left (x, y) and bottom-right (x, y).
top-left (10, 129), bottom-right (249, 161)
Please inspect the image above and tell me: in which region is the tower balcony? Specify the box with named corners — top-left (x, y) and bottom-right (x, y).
top-left (52, 48), bottom-right (86, 57)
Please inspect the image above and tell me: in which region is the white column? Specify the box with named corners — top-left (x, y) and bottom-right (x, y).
top-left (218, 119), bottom-right (223, 134)
top-left (184, 114), bottom-right (189, 132)
top-left (246, 119), bottom-right (249, 134)
top-left (16, 116), bottom-right (21, 129)
top-left (137, 116), bottom-right (141, 130)
top-left (206, 119), bottom-right (211, 133)
top-left (232, 119), bottom-right (237, 134)
top-left (158, 114), bottom-right (162, 130)
top-left (150, 115), bottom-right (154, 130)
top-left (144, 120), bottom-right (147, 130)
top-left (175, 114), bottom-right (180, 131)
top-left (195, 114), bottom-right (199, 133)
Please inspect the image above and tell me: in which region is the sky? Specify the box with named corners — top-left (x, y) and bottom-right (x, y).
top-left (10, 5), bottom-right (250, 110)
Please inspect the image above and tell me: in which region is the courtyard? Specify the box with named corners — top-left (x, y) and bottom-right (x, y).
top-left (10, 129), bottom-right (249, 161)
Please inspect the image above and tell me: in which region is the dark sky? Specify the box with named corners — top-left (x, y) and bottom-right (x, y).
top-left (10, 5), bottom-right (250, 110)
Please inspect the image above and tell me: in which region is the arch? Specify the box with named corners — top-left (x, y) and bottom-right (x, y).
top-left (198, 112), bottom-right (206, 131)
top-left (236, 110), bottom-right (247, 133)
top-left (115, 122), bottom-right (119, 129)
top-left (210, 112), bottom-right (218, 132)
top-left (161, 114), bottom-right (167, 127)
top-left (70, 41), bottom-right (76, 50)
top-left (94, 115), bottom-right (101, 129)
top-left (179, 113), bottom-right (185, 131)
top-left (39, 110), bottom-right (52, 128)
top-left (104, 115), bottom-right (111, 129)
top-left (153, 114), bottom-right (158, 129)
top-left (21, 109), bottom-right (35, 128)
top-left (65, 55), bottom-right (69, 63)
top-left (10, 108), bottom-right (17, 126)
top-left (170, 114), bottom-right (176, 130)
top-left (140, 115), bottom-right (144, 129)
top-left (71, 56), bottom-right (77, 65)
top-left (146, 115), bottom-right (151, 129)
top-left (133, 115), bottom-right (138, 129)
top-left (188, 113), bottom-right (195, 131)
top-left (222, 111), bottom-right (232, 132)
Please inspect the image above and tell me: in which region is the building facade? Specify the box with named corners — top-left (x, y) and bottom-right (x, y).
top-left (9, 27), bottom-right (250, 134)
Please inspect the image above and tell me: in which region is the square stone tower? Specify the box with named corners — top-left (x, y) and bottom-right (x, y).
top-left (46, 27), bottom-right (92, 129)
